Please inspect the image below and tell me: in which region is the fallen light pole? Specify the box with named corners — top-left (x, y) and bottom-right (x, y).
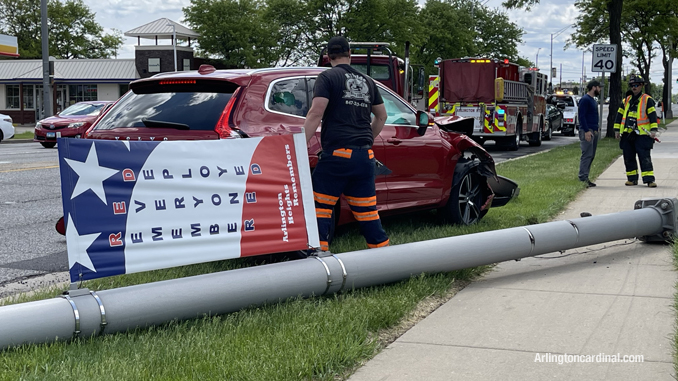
top-left (0, 198), bottom-right (675, 350)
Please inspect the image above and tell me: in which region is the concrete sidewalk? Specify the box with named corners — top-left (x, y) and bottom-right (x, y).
top-left (350, 125), bottom-right (678, 380)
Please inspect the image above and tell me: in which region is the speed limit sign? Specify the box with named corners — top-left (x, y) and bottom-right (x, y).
top-left (591, 44), bottom-right (617, 73)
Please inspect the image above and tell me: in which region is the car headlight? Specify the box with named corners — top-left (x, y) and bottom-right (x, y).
top-left (68, 122), bottom-right (86, 128)
top-left (35, 122), bottom-right (41, 129)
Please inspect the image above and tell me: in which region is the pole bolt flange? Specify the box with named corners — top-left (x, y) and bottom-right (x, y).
top-left (661, 202), bottom-right (669, 210)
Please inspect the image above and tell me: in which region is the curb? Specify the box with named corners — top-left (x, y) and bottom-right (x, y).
top-left (3, 139), bottom-right (33, 144)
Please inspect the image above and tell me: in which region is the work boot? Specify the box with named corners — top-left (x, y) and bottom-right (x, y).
top-left (648, 182), bottom-right (657, 188)
top-left (625, 180), bottom-right (637, 186)
top-left (583, 180), bottom-right (596, 188)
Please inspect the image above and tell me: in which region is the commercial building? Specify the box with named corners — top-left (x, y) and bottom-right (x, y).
top-left (0, 19), bottom-right (199, 125)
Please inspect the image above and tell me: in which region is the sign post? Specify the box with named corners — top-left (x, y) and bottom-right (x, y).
top-left (591, 44), bottom-right (617, 133)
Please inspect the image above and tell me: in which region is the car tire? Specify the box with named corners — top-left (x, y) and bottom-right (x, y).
top-left (441, 160), bottom-right (488, 225)
top-left (543, 121), bottom-right (552, 141)
top-left (529, 120), bottom-right (542, 147)
top-left (41, 142), bottom-right (56, 148)
top-left (0, 130), bottom-right (4, 143)
top-left (506, 128), bottom-right (520, 151)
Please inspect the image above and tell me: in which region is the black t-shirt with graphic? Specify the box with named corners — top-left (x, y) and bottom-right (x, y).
top-left (313, 64), bottom-right (383, 151)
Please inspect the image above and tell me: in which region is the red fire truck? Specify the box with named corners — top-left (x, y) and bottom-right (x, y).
top-left (318, 41), bottom-right (427, 107)
top-left (431, 58), bottom-right (548, 150)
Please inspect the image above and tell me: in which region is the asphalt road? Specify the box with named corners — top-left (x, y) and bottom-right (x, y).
top-left (3, 102), bottom-right (675, 296)
top-left (0, 143), bottom-right (68, 297)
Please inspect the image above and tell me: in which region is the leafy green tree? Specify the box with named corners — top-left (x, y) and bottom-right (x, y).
top-left (261, 0), bottom-right (309, 66)
top-left (0, 0), bottom-right (122, 59)
top-left (184, 0), bottom-right (280, 68)
top-left (506, 0), bottom-right (624, 138)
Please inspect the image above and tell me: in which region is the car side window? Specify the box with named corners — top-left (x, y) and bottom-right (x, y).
top-left (268, 78), bottom-right (308, 117)
top-left (379, 88), bottom-right (416, 125)
top-left (306, 77), bottom-right (316, 111)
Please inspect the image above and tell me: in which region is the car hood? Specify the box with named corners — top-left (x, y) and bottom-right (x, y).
top-left (38, 114), bottom-right (96, 126)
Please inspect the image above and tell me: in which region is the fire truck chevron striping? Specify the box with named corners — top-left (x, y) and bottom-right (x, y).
top-left (428, 75), bottom-right (439, 115)
top-left (431, 58), bottom-right (547, 151)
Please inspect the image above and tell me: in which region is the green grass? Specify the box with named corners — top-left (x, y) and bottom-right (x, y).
top-left (10, 131), bottom-right (33, 140)
top-left (674, 241), bottom-right (678, 377)
top-left (0, 138), bottom-right (623, 381)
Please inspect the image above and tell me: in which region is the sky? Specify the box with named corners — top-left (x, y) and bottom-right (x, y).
top-left (83, 0), bottom-right (677, 94)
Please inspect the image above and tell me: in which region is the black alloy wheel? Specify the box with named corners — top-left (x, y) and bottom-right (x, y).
top-left (443, 165), bottom-right (488, 225)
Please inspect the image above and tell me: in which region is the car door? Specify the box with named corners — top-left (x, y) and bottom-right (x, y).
top-left (377, 87), bottom-right (445, 209)
top-left (263, 75), bottom-right (389, 208)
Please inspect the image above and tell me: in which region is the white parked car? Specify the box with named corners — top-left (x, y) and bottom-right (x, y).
top-left (0, 113), bottom-right (14, 142)
top-left (548, 94), bottom-right (579, 136)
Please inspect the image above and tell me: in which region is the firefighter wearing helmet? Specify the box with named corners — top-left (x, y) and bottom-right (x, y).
top-left (613, 74), bottom-right (659, 187)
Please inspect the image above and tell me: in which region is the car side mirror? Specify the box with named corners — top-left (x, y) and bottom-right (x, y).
top-left (416, 110), bottom-right (429, 136)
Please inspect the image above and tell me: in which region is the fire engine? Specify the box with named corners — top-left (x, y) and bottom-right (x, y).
top-left (430, 58), bottom-right (548, 150)
top-left (318, 41), bottom-right (427, 108)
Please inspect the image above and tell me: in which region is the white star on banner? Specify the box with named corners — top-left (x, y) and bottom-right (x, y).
top-left (122, 141), bottom-right (130, 151)
top-left (64, 143), bottom-right (119, 205)
top-left (66, 214), bottom-right (99, 273)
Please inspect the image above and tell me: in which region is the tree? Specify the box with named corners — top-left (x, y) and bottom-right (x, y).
top-left (505, 0), bottom-right (623, 138)
top-left (0, 0), bottom-right (122, 59)
top-left (184, 0), bottom-right (281, 68)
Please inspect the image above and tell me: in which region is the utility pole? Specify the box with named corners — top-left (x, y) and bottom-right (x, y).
top-left (41, 0), bottom-right (52, 118)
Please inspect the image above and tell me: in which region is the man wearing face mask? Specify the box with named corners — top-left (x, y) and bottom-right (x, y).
top-left (613, 74), bottom-right (659, 187)
top-left (577, 79), bottom-right (601, 188)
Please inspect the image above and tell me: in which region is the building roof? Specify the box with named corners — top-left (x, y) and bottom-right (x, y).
top-left (124, 18), bottom-right (200, 40)
top-left (0, 59), bottom-right (139, 82)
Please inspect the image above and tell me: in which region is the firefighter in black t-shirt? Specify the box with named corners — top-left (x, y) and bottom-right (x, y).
top-left (303, 35), bottom-right (389, 252)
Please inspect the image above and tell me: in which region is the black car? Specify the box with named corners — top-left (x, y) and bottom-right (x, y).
top-left (543, 103), bottom-right (564, 140)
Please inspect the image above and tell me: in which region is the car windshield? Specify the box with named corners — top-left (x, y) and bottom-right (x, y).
top-left (60, 103), bottom-right (106, 116)
top-left (93, 88), bottom-right (234, 131)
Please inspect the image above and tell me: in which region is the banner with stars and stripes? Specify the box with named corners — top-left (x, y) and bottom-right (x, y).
top-left (58, 134), bottom-right (318, 283)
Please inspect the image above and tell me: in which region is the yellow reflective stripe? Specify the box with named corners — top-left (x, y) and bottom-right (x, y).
top-left (333, 149), bottom-right (352, 158)
top-left (367, 239), bottom-right (390, 248)
top-left (316, 208), bottom-right (333, 219)
top-left (345, 195), bottom-right (377, 207)
top-left (352, 210), bottom-right (380, 221)
top-left (641, 171), bottom-right (654, 177)
top-left (314, 192), bottom-right (339, 205)
top-left (627, 170), bottom-right (638, 176)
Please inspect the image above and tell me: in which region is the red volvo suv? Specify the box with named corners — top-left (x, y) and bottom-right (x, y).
top-left (79, 65), bottom-right (515, 231)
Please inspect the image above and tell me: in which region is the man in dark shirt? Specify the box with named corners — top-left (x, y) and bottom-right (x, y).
top-left (577, 80), bottom-right (601, 188)
top-left (303, 36), bottom-right (389, 252)
top-left (613, 74), bottom-right (659, 187)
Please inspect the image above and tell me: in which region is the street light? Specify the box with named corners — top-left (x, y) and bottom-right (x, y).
top-left (550, 25), bottom-right (570, 92)
top-left (581, 47), bottom-right (591, 90)
top-left (536, 48), bottom-right (542, 69)
top-left (166, 22), bottom-right (177, 72)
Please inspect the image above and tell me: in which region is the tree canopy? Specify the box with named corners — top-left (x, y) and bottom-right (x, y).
top-left (183, 0), bottom-right (526, 71)
top-left (0, 0), bottom-right (123, 59)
